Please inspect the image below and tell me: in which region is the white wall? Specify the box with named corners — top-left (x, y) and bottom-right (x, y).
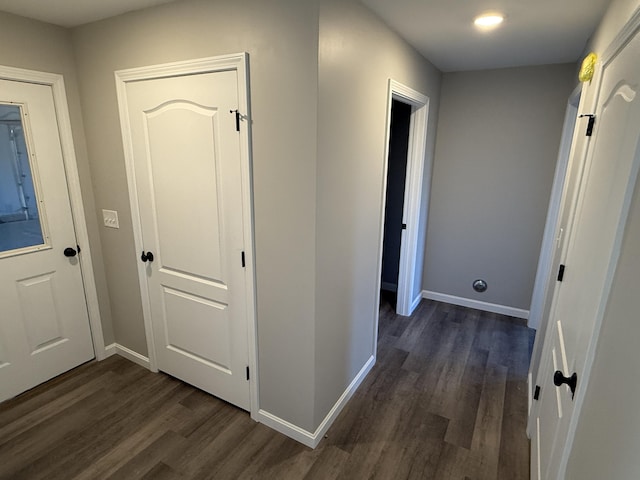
top-left (423, 65), bottom-right (576, 312)
top-left (315, 0), bottom-right (441, 427)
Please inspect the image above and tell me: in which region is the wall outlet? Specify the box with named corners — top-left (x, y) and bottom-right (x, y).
top-left (102, 209), bottom-right (119, 229)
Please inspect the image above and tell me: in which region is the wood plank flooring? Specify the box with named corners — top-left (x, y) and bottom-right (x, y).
top-left (0, 298), bottom-right (534, 479)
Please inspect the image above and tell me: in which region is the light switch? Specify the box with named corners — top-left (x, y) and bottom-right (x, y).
top-left (102, 209), bottom-right (119, 229)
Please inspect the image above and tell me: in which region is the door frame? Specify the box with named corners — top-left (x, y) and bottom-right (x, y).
top-left (528, 84), bottom-right (582, 332)
top-left (376, 79), bottom-right (430, 317)
top-left (114, 53), bottom-right (258, 415)
top-left (527, 84), bottom-right (582, 414)
top-left (0, 65), bottom-right (105, 360)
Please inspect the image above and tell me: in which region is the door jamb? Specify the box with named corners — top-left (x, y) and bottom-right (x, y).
top-left (376, 79), bottom-right (430, 320)
top-left (0, 65), bottom-right (106, 360)
top-left (527, 85), bottom-right (582, 418)
top-left (114, 53), bottom-right (259, 416)
top-left (528, 84), bottom-right (582, 332)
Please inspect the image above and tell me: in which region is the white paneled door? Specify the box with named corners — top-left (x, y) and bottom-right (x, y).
top-left (122, 65), bottom-right (251, 410)
top-left (532, 25), bottom-right (640, 479)
top-left (0, 79), bottom-right (94, 403)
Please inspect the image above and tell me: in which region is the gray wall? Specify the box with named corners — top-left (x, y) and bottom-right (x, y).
top-left (0, 11), bottom-right (114, 346)
top-left (315, 0), bottom-right (441, 427)
top-left (423, 64), bottom-right (576, 311)
top-left (71, 0), bottom-right (319, 431)
top-left (71, 0), bottom-right (442, 434)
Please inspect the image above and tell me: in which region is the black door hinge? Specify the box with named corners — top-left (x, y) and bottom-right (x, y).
top-left (557, 264), bottom-right (566, 282)
top-left (579, 114), bottom-right (595, 136)
top-left (246, 366), bottom-right (250, 380)
top-left (401, 223), bottom-right (407, 230)
top-left (241, 251), bottom-right (246, 268)
top-left (534, 385), bottom-right (541, 400)
top-left (230, 109), bottom-right (240, 132)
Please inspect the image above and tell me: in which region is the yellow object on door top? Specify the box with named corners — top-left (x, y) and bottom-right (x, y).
top-left (579, 53), bottom-right (597, 82)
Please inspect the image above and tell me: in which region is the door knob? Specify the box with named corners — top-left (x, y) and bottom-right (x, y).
top-left (553, 370), bottom-right (578, 399)
top-left (63, 247), bottom-right (78, 257)
top-left (141, 250), bottom-right (154, 263)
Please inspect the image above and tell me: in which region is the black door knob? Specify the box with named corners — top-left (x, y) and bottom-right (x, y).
top-left (64, 247), bottom-right (78, 257)
top-left (553, 370), bottom-right (578, 399)
top-left (141, 250), bottom-right (154, 263)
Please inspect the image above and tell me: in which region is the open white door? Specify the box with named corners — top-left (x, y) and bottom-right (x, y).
top-left (0, 79), bottom-right (94, 402)
top-left (117, 55), bottom-right (255, 412)
top-left (532, 23), bottom-right (640, 479)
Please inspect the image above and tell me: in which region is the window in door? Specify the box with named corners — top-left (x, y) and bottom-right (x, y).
top-left (0, 103), bottom-right (47, 256)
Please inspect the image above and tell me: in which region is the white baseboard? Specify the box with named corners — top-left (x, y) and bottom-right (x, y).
top-left (103, 342), bottom-right (151, 369)
top-left (104, 343), bottom-right (117, 358)
top-left (255, 354), bottom-right (376, 448)
top-left (422, 290), bottom-right (529, 319)
top-left (410, 292), bottom-right (422, 313)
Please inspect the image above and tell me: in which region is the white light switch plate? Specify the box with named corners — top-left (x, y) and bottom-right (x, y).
top-left (102, 209), bottom-right (119, 229)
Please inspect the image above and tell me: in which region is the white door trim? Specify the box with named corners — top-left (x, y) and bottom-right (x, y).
top-left (0, 65), bottom-right (105, 360)
top-left (377, 80), bottom-right (430, 319)
top-left (114, 53), bottom-right (258, 416)
top-left (528, 84), bottom-right (582, 332)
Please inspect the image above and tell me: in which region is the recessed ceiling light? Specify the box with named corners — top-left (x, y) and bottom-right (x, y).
top-left (474, 13), bottom-right (505, 29)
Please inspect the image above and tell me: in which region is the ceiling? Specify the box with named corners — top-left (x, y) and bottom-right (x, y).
top-left (0, 0), bottom-right (611, 72)
top-left (0, 0), bottom-right (177, 28)
top-left (362, 0), bottom-right (612, 71)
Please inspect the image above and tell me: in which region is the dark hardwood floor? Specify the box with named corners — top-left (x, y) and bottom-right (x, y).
top-left (0, 298), bottom-right (534, 479)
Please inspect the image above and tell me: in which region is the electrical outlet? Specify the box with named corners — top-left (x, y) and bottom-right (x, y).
top-left (102, 209), bottom-right (119, 229)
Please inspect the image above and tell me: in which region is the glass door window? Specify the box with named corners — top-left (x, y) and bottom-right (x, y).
top-left (0, 104), bottom-right (46, 256)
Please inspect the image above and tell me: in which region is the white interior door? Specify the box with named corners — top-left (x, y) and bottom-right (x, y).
top-left (124, 69), bottom-right (250, 410)
top-left (532, 27), bottom-right (640, 479)
top-left (0, 79), bottom-right (94, 403)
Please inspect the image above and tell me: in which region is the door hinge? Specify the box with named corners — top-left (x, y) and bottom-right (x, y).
top-left (246, 366), bottom-right (250, 381)
top-left (579, 114), bottom-right (595, 136)
top-left (534, 385), bottom-right (541, 400)
top-left (241, 251), bottom-right (246, 268)
top-left (557, 264), bottom-right (566, 282)
top-left (401, 223), bottom-right (407, 230)
top-left (230, 109), bottom-right (240, 132)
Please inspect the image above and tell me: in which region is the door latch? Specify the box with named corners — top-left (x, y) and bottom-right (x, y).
top-left (579, 114), bottom-right (595, 137)
top-left (230, 109), bottom-right (241, 132)
top-left (141, 251), bottom-right (154, 263)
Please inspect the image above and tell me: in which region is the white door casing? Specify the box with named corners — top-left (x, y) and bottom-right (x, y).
top-left (115, 54), bottom-right (257, 413)
top-left (532, 18), bottom-right (640, 479)
top-left (377, 79), bottom-right (430, 321)
top-left (528, 84), bottom-right (582, 332)
top-left (527, 85), bottom-right (582, 418)
top-left (0, 71), bottom-right (101, 403)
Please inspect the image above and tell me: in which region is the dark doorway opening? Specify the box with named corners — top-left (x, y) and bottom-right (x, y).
top-left (381, 99), bottom-right (412, 309)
